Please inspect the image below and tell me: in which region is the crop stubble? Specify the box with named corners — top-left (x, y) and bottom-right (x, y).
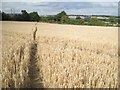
top-left (1, 21), bottom-right (119, 88)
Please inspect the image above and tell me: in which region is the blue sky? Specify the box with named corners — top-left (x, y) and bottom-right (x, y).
top-left (2, 2), bottom-right (118, 16)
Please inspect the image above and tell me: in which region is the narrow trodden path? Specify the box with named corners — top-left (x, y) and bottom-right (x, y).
top-left (28, 26), bottom-right (44, 88)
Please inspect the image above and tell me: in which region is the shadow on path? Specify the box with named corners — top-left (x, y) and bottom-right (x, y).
top-left (28, 41), bottom-right (44, 88)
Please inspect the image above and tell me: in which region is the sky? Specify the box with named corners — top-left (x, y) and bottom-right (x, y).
top-left (1, 2), bottom-right (118, 16)
top-left (2, 0), bottom-right (119, 2)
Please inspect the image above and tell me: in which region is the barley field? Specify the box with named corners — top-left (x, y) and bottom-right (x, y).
top-left (1, 21), bottom-right (119, 88)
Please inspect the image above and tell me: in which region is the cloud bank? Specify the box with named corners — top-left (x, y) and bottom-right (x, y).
top-left (2, 2), bottom-right (118, 16)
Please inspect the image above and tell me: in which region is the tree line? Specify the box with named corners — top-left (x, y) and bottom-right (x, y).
top-left (1, 10), bottom-right (119, 27)
top-left (2, 10), bottom-right (40, 21)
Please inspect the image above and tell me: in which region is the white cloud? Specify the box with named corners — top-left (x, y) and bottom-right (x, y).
top-left (3, 8), bottom-right (11, 10)
top-left (2, 2), bottom-right (118, 16)
top-left (65, 8), bottom-right (117, 15)
top-left (2, 0), bottom-right (119, 2)
top-left (0, 2), bottom-right (2, 11)
top-left (97, 2), bottom-right (118, 7)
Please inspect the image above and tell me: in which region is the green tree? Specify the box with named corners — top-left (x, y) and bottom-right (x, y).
top-left (109, 16), bottom-right (117, 24)
top-left (118, 18), bottom-right (120, 24)
top-left (55, 11), bottom-right (67, 22)
top-left (76, 16), bottom-right (81, 19)
top-left (46, 15), bottom-right (55, 23)
top-left (88, 18), bottom-right (106, 26)
top-left (29, 12), bottom-right (40, 22)
top-left (61, 15), bottom-right (69, 24)
top-left (21, 10), bottom-right (30, 21)
top-left (41, 16), bottom-right (48, 22)
top-left (13, 14), bottom-right (22, 21)
top-left (2, 12), bottom-right (11, 20)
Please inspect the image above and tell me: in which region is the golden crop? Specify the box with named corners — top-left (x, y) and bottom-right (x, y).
top-left (37, 36), bottom-right (118, 88)
top-left (1, 21), bottom-right (119, 88)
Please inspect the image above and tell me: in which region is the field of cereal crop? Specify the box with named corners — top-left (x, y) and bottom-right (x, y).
top-left (1, 21), bottom-right (119, 88)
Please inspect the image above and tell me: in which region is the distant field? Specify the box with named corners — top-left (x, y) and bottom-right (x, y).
top-left (1, 21), bottom-right (118, 88)
top-left (3, 21), bottom-right (118, 43)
